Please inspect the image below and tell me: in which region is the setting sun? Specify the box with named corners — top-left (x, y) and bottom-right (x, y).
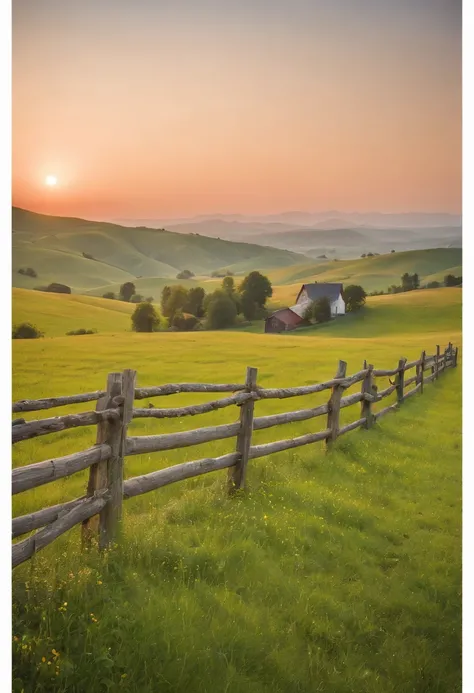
top-left (45, 175), bottom-right (57, 187)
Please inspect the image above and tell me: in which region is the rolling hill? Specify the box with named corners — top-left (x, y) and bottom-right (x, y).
top-left (12, 207), bottom-right (310, 293)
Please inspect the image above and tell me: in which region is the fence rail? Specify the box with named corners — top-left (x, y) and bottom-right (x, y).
top-left (11, 342), bottom-right (458, 569)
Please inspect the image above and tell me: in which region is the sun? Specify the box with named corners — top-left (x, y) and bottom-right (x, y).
top-left (45, 175), bottom-right (57, 187)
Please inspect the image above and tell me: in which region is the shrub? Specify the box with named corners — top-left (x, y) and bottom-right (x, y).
top-left (12, 322), bottom-right (43, 339)
top-left (65, 328), bottom-right (97, 336)
top-left (425, 281), bottom-right (441, 289)
top-left (131, 302), bottom-right (160, 332)
top-left (130, 294), bottom-right (145, 303)
top-left (145, 296), bottom-right (154, 303)
top-left (304, 297), bottom-right (331, 323)
top-left (176, 269), bottom-right (195, 279)
top-left (102, 292), bottom-right (116, 300)
top-left (82, 252), bottom-right (94, 260)
top-left (45, 283), bottom-right (71, 294)
top-left (171, 311), bottom-right (200, 331)
top-left (18, 267), bottom-right (37, 278)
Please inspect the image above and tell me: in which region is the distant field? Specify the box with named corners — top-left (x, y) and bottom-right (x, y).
top-left (12, 283), bottom-right (461, 692)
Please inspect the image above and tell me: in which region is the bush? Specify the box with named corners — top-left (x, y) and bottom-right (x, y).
top-left (425, 281), bottom-right (441, 289)
top-left (130, 294), bottom-right (144, 303)
top-left (102, 292), bottom-right (116, 300)
top-left (131, 302), bottom-right (160, 332)
top-left (145, 296), bottom-right (154, 303)
top-left (65, 328), bottom-right (97, 336)
top-left (45, 283), bottom-right (71, 294)
top-left (304, 297), bottom-right (331, 324)
top-left (82, 252), bottom-right (94, 260)
top-left (176, 269), bottom-right (195, 279)
top-left (18, 267), bottom-right (37, 278)
top-left (171, 311), bottom-right (200, 331)
top-left (12, 322), bottom-right (43, 339)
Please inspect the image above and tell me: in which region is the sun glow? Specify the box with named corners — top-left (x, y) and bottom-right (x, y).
top-left (45, 175), bottom-right (57, 186)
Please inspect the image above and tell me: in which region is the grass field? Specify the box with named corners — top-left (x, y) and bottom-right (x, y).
top-left (12, 288), bottom-right (461, 692)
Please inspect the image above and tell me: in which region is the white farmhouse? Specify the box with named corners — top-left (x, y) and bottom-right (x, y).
top-left (292, 282), bottom-right (345, 318)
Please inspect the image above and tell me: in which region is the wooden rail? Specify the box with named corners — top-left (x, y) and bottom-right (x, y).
top-left (11, 342), bottom-right (458, 568)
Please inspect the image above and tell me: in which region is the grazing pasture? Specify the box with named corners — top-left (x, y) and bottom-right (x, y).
top-left (12, 287), bottom-right (461, 693)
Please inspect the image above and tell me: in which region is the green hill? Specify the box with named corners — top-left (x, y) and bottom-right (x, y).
top-left (268, 248), bottom-right (462, 307)
top-left (12, 207), bottom-right (310, 294)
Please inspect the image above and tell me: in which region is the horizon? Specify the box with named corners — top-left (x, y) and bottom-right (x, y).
top-left (13, 0), bottom-right (461, 219)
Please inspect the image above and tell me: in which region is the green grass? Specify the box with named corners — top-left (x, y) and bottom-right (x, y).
top-left (12, 289), bottom-right (461, 692)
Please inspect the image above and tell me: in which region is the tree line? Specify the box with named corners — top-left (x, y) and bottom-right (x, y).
top-left (370, 272), bottom-right (463, 296)
top-left (131, 271), bottom-right (273, 333)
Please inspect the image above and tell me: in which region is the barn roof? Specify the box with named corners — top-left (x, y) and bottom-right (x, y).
top-left (289, 300), bottom-right (312, 318)
top-left (265, 308), bottom-right (303, 326)
top-left (299, 283), bottom-right (343, 302)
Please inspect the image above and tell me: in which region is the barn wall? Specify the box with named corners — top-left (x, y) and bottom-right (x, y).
top-left (332, 294), bottom-right (346, 316)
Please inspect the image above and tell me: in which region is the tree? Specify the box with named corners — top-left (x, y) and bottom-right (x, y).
top-left (145, 296), bottom-right (154, 303)
top-left (176, 269), bottom-right (195, 280)
top-left (426, 281), bottom-right (440, 289)
top-left (361, 254), bottom-right (367, 258)
top-left (206, 292), bottom-right (237, 329)
top-left (131, 303), bottom-right (160, 332)
top-left (222, 276), bottom-right (234, 294)
top-left (130, 294), bottom-right (144, 303)
top-left (18, 267), bottom-right (37, 278)
top-left (119, 282), bottom-right (136, 302)
top-left (162, 285), bottom-right (188, 320)
top-left (444, 274), bottom-right (462, 287)
top-left (102, 292), bottom-right (116, 299)
top-left (161, 286), bottom-right (172, 315)
top-left (184, 287), bottom-right (205, 317)
top-left (240, 292), bottom-right (258, 320)
top-left (401, 273), bottom-right (413, 292)
top-left (412, 273), bottom-right (420, 290)
top-left (343, 284), bottom-right (367, 311)
top-left (312, 297), bottom-right (332, 323)
top-left (391, 249), bottom-right (395, 253)
top-left (239, 271), bottom-right (272, 312)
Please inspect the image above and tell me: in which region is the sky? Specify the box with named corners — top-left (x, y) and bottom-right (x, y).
top-left (12, 0), bottom-right (462, 220)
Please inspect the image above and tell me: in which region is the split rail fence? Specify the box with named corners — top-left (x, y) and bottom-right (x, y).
top-left (12, 342), bottom-right (458, 569)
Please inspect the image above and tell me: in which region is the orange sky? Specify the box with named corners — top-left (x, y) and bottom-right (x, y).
top-left (12, 0), bottom-right (461, 219)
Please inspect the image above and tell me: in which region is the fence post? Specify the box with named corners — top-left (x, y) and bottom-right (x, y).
top-left (326, 360), bottom-right (347, 449)
top-left (228, 366), bottom-right (258, 493)
top-left (82, 372), bottom-right (122, 549)
top-left (454, 346), bottom-right (459, 367)
top-left (361, 361), bottom-right (374, 429)
top-left (435, 345), bottom-right (440, 380)
top-left (100, 368), bottom-right (136, 547)
top-left (418, 350), bottom-right (425, 394)
top-left (396, 358), bottom-right (406, 405)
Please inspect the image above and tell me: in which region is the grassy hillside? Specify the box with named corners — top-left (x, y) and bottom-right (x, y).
top-left (12, 287), bottom-right (461, 692)
top-left (268, 247), bottom-right (462, 306)
top-left (12, 207), bottom-right (309, 293)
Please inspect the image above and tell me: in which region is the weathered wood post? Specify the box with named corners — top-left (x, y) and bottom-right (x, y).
top-left (100, 368), bottom-right (136, 547)
top-left (435, 345), bottom-right (440, 380)
top-left (326, 360), bottom-right (347, 450)
top-left (82, 372), bottom-right (123, 548)
top-left (418, 350), bottom-right (425, 394)
top-left (396, 358), bottom-right (406, 405)
top-left (228, 366), bottom-right (258, 493)
top-left (361, 361), bottom-right (374, 429)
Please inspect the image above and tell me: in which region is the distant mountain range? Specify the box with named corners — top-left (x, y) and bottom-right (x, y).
top-left (113, 211), bottom-right (462, 259)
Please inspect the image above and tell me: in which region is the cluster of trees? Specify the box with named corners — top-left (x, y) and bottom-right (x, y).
top-left (176, 269), bottom-right (195, 279)
top-left (103, 283), bottom-right (154, 303)
top-left (444, 274), bottom-right (462, 287)
top-left (371, 272), bottom-right (462, 296)
top-left (130, 271), bottom-right (273, 333)
top-left (211, 269), bottom-right (234, 278)
top-left (35, 283), bottom-right (72, 294)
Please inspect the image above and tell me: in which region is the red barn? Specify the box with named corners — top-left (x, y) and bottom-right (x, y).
top-left (264, 308), bottom-right (303, 334)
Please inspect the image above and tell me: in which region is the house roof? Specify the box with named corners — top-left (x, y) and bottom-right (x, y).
top-left (299, 283), bottom-right (343, 302)
top-left (266, 308), bottom-right (303, 326)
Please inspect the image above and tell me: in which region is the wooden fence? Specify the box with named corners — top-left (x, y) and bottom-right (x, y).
top-left (11, 342), bottom-right (458, 569)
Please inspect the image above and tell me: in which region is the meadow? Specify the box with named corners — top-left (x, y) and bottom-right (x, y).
top-left (12, 287), bottom-right (461, 692)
